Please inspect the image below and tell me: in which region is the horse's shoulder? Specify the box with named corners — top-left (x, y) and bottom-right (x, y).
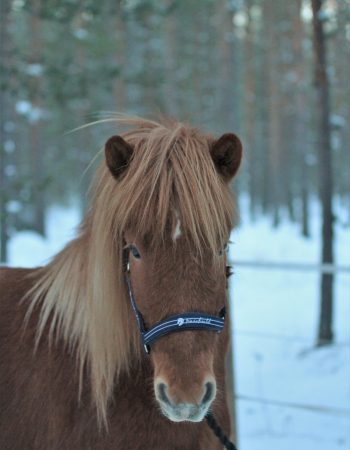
top-left (0, 265), bottom-right (39, 284)
top-left (0, 267), bottom-right (41, 348)
top-left (0, 266), bottom-right (39, 302)
top-left (0, 266), bottom-right (82, 449)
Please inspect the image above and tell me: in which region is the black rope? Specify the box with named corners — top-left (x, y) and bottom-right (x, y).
top-left (206, 412), bottom-right (238, 450)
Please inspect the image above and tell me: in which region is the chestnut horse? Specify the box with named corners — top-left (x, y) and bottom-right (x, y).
top-left (0, 117), bottom-right (242, 449)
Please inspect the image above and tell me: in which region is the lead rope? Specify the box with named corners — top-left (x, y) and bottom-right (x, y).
top-left (206, 412), bottom-right (238, 450)
top-left (208, 263), bottom-right (238, 449)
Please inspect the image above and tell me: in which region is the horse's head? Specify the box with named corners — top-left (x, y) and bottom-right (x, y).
top-left (104, 124), bottom-right (242, 422)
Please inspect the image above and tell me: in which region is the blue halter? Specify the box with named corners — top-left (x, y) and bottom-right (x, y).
top-left (124, 249), bottom-right (226, 354)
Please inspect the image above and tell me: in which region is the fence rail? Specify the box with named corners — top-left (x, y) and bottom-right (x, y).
top-left (227, 257), bottom-right (350, 438)
top-left (231, 260), bottom-right (350, 274)
top-left (233, 328), bottom-right (350, 345)
top-left (236, 393), bottom-right (350, 417)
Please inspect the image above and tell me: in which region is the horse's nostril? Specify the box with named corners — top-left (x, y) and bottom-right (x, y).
top-left (202, 382), bottom-right (215, 405)
top-left (157, 382), bottom-right (170, 405)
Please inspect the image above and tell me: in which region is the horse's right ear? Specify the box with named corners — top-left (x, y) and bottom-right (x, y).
top-left (210, 133), bottom-right (243, 182)
top-left (105, 135), bottom-right (134, 180)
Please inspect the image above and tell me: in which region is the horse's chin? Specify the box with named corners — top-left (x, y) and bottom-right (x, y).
top-left (159, 403), bottom-right (209, 423)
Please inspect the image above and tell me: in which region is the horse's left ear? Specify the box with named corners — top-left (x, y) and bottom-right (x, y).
top-left (105, 135), bottom-right (134, 180)
top-left (210, 133), bottom-right (243, 182)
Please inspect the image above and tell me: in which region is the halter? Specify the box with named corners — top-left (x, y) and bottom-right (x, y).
top-left (123, 247), bottom-right (227, 354)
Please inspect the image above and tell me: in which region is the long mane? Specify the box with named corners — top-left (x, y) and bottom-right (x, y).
top-left (26, 115), bottom-right (236, 424)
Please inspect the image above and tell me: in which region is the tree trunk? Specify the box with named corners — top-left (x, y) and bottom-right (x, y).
top-left (225, 283), bottom-right (238, 444)
top-left (218, 1), bottom-right (242, 134)
top-left (30, 0), bottom-right (45, 236)
top-left (0, 0), bottom-right (12, 263)
top-left (243, 0), bottom-right (258, 221)
top-left (114, 6), bottom-right (127, 113)
top-left (293, 0), bottom-right (310, 237)
top-left (311, 0), bottom-right (334, 346)
top-left (267, 1), bottom-right (282, 228)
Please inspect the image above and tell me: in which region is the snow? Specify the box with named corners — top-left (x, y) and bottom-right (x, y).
top-left (16, 100), bottom-right (32, 115)
top-left (6, 200), bottom-right (22, 214)
top-left (8, 205), bottom-right (81, 268)
top-left (317, 10), bottom-right (332, 23)
top-left (25, 63), bottom-right (44, 77)
top-left (15, 100), bottom-right (46, 123)
top-left (4, 164), bottom-right (16, 177)
top-left (6, 199), bottom-right (350, 450)
top-left (330, 114), bottom-right (346, 130)
top-left (73, 28), bottom-right (88, 40)
top-left (230, 198), bottom-right (350, 449)
top-left (4, 140), bottom-right (15, 153)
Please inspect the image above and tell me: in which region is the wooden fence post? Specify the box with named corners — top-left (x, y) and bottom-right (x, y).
top-left (226, 284), bottom-right (238, 444)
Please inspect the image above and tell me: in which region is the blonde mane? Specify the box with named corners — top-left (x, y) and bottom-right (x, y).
top-left (26, 116), bottom-right (236, 424)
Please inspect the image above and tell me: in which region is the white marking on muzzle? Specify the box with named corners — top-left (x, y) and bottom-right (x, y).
top-left (162, 402), bottom-right (208, 423)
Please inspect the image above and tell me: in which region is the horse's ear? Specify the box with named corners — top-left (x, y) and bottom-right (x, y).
top-left (210, 133), bottom-right (242, 182)
top-left (105, 135), bottom-right (134, 179)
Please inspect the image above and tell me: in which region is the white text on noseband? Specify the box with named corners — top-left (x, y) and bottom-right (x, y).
top-left (176, 317), bottom-right (212, 326)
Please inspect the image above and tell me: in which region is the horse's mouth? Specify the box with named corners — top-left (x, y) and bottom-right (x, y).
top-left (159, 403), bottom-right (209, 423)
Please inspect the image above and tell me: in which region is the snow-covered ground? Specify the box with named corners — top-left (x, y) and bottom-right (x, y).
top-left (8, 205), bottom-right (81, 268)
top-left (230, 198), bottom-right (350, 450)
top-left (7, 200), bottom-right (350, 450)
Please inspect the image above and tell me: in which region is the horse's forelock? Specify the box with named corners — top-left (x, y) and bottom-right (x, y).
top-left (108, 118), bottom-right (235, 256)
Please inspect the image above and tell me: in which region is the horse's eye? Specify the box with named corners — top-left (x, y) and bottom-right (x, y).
top-left (130, 245), bottom-right (141, 259)
top-left (219, 243), bottom-right (228, 256)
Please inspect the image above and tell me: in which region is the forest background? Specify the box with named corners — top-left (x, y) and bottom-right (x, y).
top-left (1, 0), bottom-right (350, 448)
top-left (1, 0), bottom-right (349, 343)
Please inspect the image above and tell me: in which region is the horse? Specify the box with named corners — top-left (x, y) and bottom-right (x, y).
top-left (0, 116), bottom-right (242, 450)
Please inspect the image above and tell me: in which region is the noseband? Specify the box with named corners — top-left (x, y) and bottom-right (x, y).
top-left (123, 247), bottom-right (227, 354)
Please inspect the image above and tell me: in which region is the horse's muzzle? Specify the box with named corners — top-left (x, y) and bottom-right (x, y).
top-left (155, 379), bottom-right (216, 422)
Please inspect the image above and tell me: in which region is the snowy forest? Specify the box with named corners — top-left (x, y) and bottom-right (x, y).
top-left (0, 0), bottom-right (349, 448)
top-left (1, 0), bottom-right (349, 241)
